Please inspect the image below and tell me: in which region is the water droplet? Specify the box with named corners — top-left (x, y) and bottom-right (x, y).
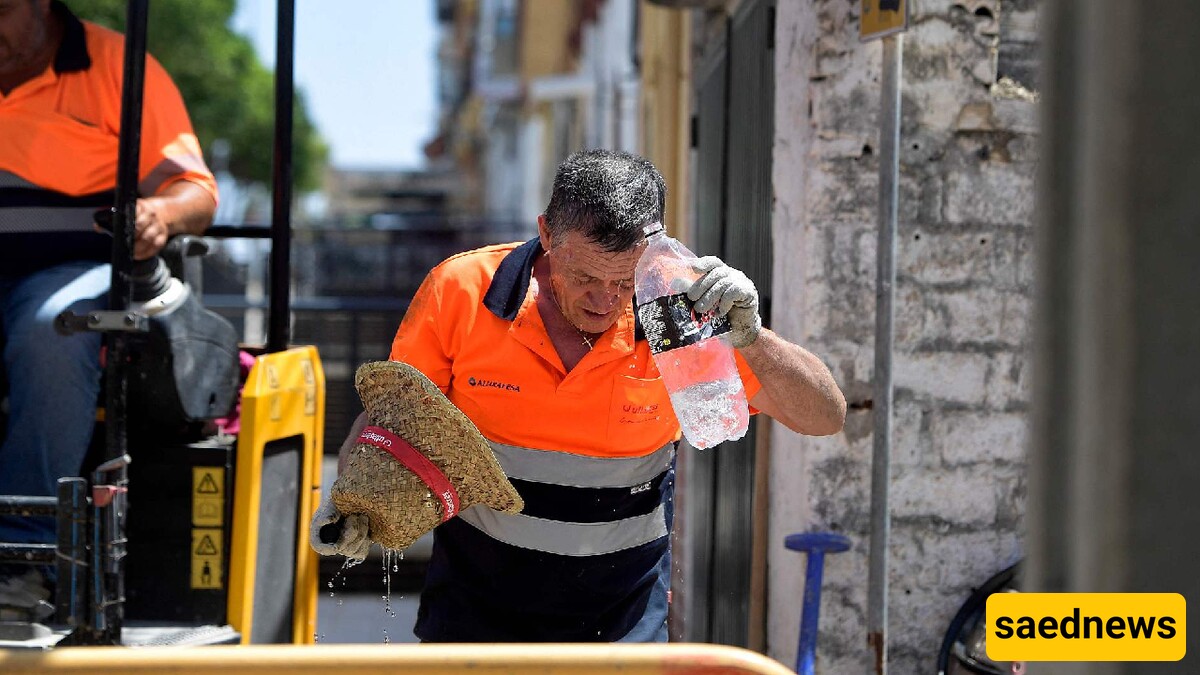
top-left (337, 599), bottom-right (343, 606)
top-left (379, 548), bottom-right (395, 619)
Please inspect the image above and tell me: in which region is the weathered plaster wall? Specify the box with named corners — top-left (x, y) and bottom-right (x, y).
top-left (768, 1), bottom-right (1039, 672)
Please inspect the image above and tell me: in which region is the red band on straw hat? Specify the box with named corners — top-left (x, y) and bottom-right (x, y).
top-left (358, 425), bottom-right (461, 521)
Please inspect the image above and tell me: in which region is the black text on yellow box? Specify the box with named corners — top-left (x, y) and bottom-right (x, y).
top-left (986, 593), bottom-right (1185, 662)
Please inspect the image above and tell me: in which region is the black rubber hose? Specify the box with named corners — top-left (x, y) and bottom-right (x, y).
top-left (936, 560), bottom-right (1021, 675)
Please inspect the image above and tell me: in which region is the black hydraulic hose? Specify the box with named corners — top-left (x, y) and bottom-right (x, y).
top-left (936, 560), bottom-right (1021, 675)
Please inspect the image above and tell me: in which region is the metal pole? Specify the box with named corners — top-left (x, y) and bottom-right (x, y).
top-left (867, 32), bottom-right (902, 675)
top-left (267, 0), bottom-right (296, 353)
top-left (82, 0), bottom-right (148, 646)
top-left (105, 0), bottom-right (149, 477)
top-left (55, 478), bottom-right (90, 627)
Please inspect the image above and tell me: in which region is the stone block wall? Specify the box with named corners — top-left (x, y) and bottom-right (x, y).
top-left (767, 1), bottom-right (1039, 672)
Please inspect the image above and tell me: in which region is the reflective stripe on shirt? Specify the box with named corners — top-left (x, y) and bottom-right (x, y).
top-left (489, 440), bottom-right (674, 488)
top-left (458, 503), bottom-right (669, 557)
top-left (459, 440), bottom-right (675, 556)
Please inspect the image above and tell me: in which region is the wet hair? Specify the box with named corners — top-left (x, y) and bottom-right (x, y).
top-left (543, 149), bottom-right (666, 252)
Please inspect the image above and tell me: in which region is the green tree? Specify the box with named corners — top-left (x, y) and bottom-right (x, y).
top-left (68, 0), bottom-right (327, 192)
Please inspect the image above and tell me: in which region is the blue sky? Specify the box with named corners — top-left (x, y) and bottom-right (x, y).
top-left (232, 0), bottom-right (438, 170)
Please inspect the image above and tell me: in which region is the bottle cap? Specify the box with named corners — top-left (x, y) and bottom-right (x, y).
top-left (643, 222), bottom-right (665, 238)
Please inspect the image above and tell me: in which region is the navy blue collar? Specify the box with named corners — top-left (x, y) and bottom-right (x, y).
top-left (52, 1), bottom-right (90, 74)
top-left (482, 238), bottom-right (542, 321)
top-left (481, 237), bottom-right (644, 341)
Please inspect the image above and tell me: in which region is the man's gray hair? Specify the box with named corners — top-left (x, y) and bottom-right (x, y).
top-left (543, 149), bottom-right (666, 252)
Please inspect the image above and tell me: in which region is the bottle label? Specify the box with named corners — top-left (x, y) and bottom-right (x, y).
top-left (637, 292), bottom-right (732, 355)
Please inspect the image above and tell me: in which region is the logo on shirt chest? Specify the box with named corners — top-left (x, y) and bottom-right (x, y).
top-left (467, 376), bottom-right (521, 393)
top-left (623, 403), bottom-right (659, 414)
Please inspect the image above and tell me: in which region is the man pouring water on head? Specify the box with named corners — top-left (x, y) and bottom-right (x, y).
top-left (312, 149), bottom-right (846, 642)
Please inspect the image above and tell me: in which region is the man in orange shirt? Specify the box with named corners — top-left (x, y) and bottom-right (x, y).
top-left (313, 149), bottom-right (846, 642)
top-left (0, 0), bottom-right (217, 619)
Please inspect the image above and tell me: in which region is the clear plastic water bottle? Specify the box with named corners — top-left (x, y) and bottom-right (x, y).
top-left (635, 222), bottom-right (749, 448)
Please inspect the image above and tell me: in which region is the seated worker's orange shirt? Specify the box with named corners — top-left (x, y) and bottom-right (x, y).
top-left (0, 1), bottom-right (216, 275)
top-left (388, 239), bottom-right (761, 642)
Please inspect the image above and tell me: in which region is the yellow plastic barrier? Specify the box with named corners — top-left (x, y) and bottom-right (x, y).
top-left (0, 643), bottom-right (794, 674)
top-left (227, 346), bottom-right (326, 644)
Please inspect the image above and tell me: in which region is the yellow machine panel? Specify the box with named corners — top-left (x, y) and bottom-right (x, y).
top-left (226, 347), bottom-right (325, 644)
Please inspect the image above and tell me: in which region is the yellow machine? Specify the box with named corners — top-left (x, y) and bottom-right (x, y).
top-left (227, 347), bottom-right (325, 644)
top-left (0, 0), bottom-right (323, 645)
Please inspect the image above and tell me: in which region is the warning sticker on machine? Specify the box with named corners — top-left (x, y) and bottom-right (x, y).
top-left (191, 528), bottom-right (223, 589)
top-left (192, 467), bottom-right (225, 527)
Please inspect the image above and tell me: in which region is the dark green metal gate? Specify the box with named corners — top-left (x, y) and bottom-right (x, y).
top-left (685, 0), bottom-right (776, 648)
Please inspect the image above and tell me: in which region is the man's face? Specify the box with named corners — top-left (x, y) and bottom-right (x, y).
top-left (0, 0), bottom-right (51, 80)
top-left (542, 227), bottom-right (646, 335)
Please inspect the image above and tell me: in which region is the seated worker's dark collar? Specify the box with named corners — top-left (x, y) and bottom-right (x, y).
top-left (51, 0), bottom-right (90, 74)
top-left (482, 237), bottom-right (644, 340)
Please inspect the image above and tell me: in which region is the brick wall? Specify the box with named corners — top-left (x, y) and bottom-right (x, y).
top-left (767, 1), bottom-right (1038, 672)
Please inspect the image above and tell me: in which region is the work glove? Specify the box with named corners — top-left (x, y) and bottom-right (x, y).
top-left (688, 256), bottom-right (761, 348)
top-left (309, 495), bottom-right (371, 562)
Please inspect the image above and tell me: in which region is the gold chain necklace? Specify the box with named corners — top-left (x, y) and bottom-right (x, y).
top-left (546, 280), bottom-right (596, 350)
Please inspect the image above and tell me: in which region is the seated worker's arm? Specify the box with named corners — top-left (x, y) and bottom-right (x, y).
top-left (688, 256), bottom-right (846, 437)
top-left (133, 179), bottom-right (216, 260)
top-left (739, 329), bottom-right (846, 437)
top-left (129, 49), bottom-right (218, 260)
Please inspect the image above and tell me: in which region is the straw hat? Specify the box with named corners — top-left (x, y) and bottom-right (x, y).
top-left (330, 360), bottom-right (523, 551)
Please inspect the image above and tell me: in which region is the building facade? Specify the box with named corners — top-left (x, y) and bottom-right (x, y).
top-left (765, 1), bottom-right (1037, 671)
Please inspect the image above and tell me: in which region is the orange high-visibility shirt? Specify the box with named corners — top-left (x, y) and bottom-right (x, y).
top-left (389, 240), bottom-right (762, 457)
top-left (0, 1), bottom-right (215, 272)
top-left (388, 238), bottom-right (763, 642)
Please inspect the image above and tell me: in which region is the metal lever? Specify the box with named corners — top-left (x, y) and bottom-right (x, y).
top-left (55, 310), bottom-right (148, 336)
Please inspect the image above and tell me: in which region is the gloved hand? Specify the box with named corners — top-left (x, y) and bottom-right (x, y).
top-left (688, 256), bottom-right (761, 348)
top-left (309, 495), bottom-right (371, 561)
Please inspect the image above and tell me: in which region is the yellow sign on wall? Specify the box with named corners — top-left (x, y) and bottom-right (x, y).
top-left (861, 0), bottom-right (908, 41)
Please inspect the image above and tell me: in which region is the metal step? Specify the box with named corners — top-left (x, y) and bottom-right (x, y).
top-left (121, 623), bottom-right (241, 646)
top-left (0, 622), bottom-right (240, 650)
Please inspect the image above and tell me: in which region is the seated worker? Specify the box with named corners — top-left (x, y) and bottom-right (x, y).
top-left (0, 0), bottom-right (217, 619)
top-left (313, 149), bottom-right (846, 642)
